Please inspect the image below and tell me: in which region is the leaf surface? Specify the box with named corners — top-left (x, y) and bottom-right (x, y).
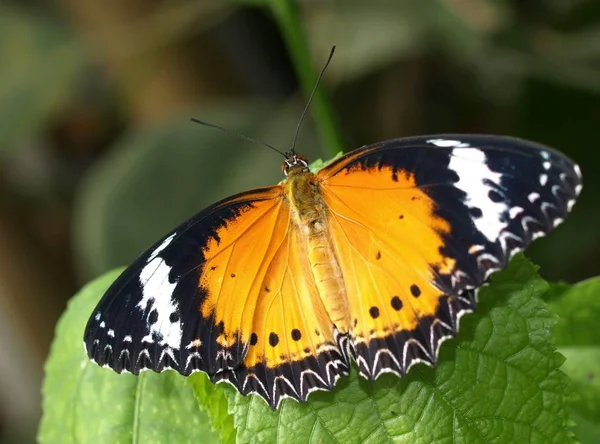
top-left (549, 277), bottom-right (600, 443)
top-left (39, 270), bottom-right (219, 444)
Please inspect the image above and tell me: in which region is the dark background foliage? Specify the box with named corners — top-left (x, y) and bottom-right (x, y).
top-left (0, 0), bottom-right (598, 441)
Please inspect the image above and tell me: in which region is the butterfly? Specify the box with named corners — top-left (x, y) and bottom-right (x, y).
top-left (84, 134), bottom-right (581, 409)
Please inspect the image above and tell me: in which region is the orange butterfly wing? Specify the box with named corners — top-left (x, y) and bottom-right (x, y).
top-left (201, 192), bottom-right (348, 407)
top-left (84, 188), bottom-right (285, 377)
top-left (318, 135), bottom-right (581, 379)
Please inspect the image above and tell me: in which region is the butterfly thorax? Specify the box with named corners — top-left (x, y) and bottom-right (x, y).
top-left (284, 167), bottom-right (351, 332)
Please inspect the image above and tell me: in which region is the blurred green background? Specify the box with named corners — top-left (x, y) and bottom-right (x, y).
top-left (1, 0), bottom-right (599, 441)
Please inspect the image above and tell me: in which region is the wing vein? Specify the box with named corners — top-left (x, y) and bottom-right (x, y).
top-left (238, 201), bottom-right (287, 346)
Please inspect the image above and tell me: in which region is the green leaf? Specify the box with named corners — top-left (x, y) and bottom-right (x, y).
top-left (307, 151), bottom-right (343, 173)
top-left (222, 255), bottom-right (573, 443)
top-left (560, 347), bottom-right (600, 443)
top-left (544, 281), bottom-right (571, 303)
top-left (189, 373), bottom-right (236, 444)
top-left (548, 277), bottom-right (600, 443)
top-left (39, 269), bottom-right (219, 444)
top-left (549, 277), bottom-right (600, 347)
top-left (570, 410), bottom-right (600, 444)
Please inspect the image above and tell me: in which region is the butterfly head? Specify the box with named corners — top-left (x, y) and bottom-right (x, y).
top-left (282, 153), bottom-right (309, 176)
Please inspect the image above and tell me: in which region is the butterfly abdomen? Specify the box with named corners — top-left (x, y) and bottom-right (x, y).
top-left (285, 169), bottom-right (351, 332)
top-left (306, 234), bottom-right (349, 329)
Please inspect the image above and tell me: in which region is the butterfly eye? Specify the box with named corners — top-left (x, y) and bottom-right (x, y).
top-left (294, 155), bottom-right (308, 170)
top-left (282, 154), bottom-right (309, 176)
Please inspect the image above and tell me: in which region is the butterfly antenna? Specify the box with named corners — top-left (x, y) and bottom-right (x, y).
top-left (290, 46), bottom-right (336, 155)
top-left (190, 118), bottom-right (287, 158)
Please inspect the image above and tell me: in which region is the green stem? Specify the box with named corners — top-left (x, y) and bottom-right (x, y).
top-left (270, 0), bottom-right (345, 157)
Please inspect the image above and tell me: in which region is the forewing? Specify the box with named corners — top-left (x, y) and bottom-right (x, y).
top-left (84, 186), bottom-right (283, 376)
top-left (318, 135), bottom-right (581, 379)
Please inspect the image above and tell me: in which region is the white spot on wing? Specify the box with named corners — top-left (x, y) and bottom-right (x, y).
top-left (186, 339), bottom-right (202, 349)
top-left (468, 244), bottom-right (485, 254)
top-left (509, 206), bottom-right (524, 219)
top-left (531, 231), bottom-right (544, 240)
top-left (137, 232), bottom-right (182, 350)
top-left (427, 138), bottom-right (470, 148)
top-left (551, 185), bottom-right (561, 198)
top-left (539, 174), bottom-right (548, 186)
top-left (448, 148), bottom-right (507, 241)
top-left (149, 233), bottom-right (177, 261)
top-left (141, 334), bottom-right (153, 344)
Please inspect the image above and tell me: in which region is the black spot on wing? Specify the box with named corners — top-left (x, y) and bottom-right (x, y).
top-left (369, 306), bottom-right (380, 319)
top-left (291, 329), bottom-right (302, 341)
top-left (469, 207), bottom-right (483, 218)
top-left (391, 296), bottom-right (403, 310)
top-left (410, 284), bottom-right (421, 298)
top-left (269, 333), bottom-right (280, 347)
